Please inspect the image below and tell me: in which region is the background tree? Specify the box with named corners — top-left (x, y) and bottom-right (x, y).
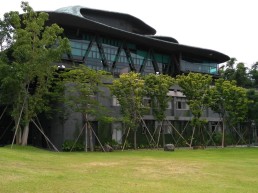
top-left (222, 57), bottom-right (252, 88)
top-left (144, 73), bottom-right (174, 147)
top-left (223, 57), bottom-right (236, 81)
top-left (110, 72), bottom-right (145, 150)
top-left (226, 57), bottom-right (237, 69)
top-left (60, 65), bottom-right (111, 152)
top-left (249, 62), bottom-right (258, 88)
top-left (234, 62), bottom-right (251, 87)
top-left (210, 79), bottom-right (249, 147)
top-left (0, 2), bottom-right (69, 146)
top-left (176, 73), bottom-right (212, 147)
top-left (246, 89), bottom-right (258, 143)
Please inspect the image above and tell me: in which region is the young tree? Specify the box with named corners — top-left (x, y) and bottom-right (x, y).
top-left (176, 73), bottom-right (212, 147)
top-left (0, 2), bottom-right (69, 146)
top-left (144, 73), bottom-right (174, 147)
top-left (110, 72), bottom-right (145, 150)
top-left (61, 65), bottom-right (111, 152)
top-left (210, 79), bottom-right (249, 147)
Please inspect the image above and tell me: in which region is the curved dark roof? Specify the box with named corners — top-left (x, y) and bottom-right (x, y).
top-left (147, 35), bottom-right (179, 44)
top-left (43, 6), bottom-right (229, 63)
top-left (55, 6), bottom-right (156, 35)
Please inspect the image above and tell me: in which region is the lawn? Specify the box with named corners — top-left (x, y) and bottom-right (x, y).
top-left (0, 146), bottom-right (258, 193)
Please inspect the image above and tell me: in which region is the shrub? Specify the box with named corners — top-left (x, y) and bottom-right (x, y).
top-left (62, 140), bottom-right (84, 151)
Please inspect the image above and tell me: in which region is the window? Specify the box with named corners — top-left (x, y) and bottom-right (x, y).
top-left (177, 101), bottom-right (182, 109)
top-left (176, 98), bottom-right (189, 110)
top-left (142, 98), bottom-right (151, 107)
top-left (112, 96), bottom-right (120, 106)
top-left (180, 59), bottom-right (219, 75)
top-left (167, 101), bottom-right (172, 109)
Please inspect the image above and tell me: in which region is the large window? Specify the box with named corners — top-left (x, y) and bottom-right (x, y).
top-left (68, 34), bottom-right (171, 75)
top-left (180, 59), bottom-right (218, 75)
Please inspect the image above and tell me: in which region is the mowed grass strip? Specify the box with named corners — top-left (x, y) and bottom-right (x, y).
top-left (0, 146), bottom-right (258, 193)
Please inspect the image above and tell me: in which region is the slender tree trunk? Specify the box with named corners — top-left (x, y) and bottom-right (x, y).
top-left (85, 122), bottom-right (88, 152)
top-left (122, 127), bottom-right (130, 151)
top-left (11, 97), bottom-right (26, 148)
top-left (89, 125), bottom-right (105, 152)
top-left (222, 119), bottom-right (225, 148)
top-left (156, 122), bottom-right (162, 148)
top-left (162, 121), bottom-right (165, 147)
top-left (31, 119), bottom-right (59, 152)
top-left (21, 122), bottom-right (30, 146)
top-left (16, 128), bottom-right (22, 145)
top-left (14, 117), bottom-right (22, 145)
top-left (134, 129), bottom-right (137, 150)
top-left (89, 125), bottom-right (94, 152)
top-left (190, 126), bottom-right (196, 148)
top-left (21, 99), bottom-right (30, 146)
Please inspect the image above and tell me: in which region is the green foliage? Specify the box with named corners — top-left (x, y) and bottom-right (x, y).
top-left (0, 2), bottom-right (70, 145)
top-left (234, 63), bottom-right (252, 87)
top-left (60, 64), bottom-right (111, 120)
top-left (246, 89), bottom-right (258, 123)
top-left (110, 72), bottom-right (145, 129)
top-left (105, 139), bottom-right (121, 149)
top-left (59, 65), bottom-right (112, 151)
top-left (213, 132), bottom-right (235, 146)
top-left (249, 62), bottom-right (258, 88)
top-left (144, 73), bottom-right (174, 121)
top-left (62, 140), bottom-right (84, 151)
top-left (98, 121), bottom-right (112, 145)
top-left (221, 58), bottom-right (251, 87)
top-left (210, 79), bottom-right (249, 125)
top-left (176, 73), bottom-right (212, 124)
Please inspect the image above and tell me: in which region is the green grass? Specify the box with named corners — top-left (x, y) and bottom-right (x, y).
top-left (1, 146), bottom-right (258, 193)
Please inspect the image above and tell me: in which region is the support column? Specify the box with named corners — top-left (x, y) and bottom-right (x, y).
top-left (124, 43), bottom-right (136, 71)
top-left (96, 37), bottom-right (109, 69)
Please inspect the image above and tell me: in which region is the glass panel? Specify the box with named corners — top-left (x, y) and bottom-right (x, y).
top-left (154, 53), bottom-right (162, 63)
top-left (137, 50), bottom-right (147, 58)
top-left (66, 34), bottom-right (173, 75)
top-left (180, 60), bottom-right (218, 75)
top-left (71, 48), bottom-right (82, 56)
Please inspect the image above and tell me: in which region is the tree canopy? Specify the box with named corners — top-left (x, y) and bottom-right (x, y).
top-left (144, 73), bottom-right (174, 122)
top-left (176, 73), bottom-right (212, 147)
top-left (110, 72), bottom-right (145, 149)
top-left (0, 2), bottom-right (69, 146)
top-left (210, 79), bottom-right (249, 147)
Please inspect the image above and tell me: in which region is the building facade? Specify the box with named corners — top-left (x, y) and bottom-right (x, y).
top-left (41, 6), bottom-right (230, 150)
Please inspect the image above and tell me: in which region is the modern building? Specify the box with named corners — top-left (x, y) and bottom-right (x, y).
top-left (3, 6), bottom-right (230, 149)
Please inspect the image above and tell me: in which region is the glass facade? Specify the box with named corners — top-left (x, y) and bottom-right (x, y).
top-left (65, 32), bottom-right (219, 76)
top-left (66, 33), bottom-right (170, 75)
top-left (180, 59), bottom-right (218, 75)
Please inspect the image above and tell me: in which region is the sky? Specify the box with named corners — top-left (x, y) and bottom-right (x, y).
top-left (1, 0), bottom-right (258, 68)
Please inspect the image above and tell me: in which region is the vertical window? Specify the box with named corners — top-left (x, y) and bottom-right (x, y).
top-left (177, 101), bottom-right (182, 109)
top-left (176, 98), bottom-right (189, 110)
top-left (112, 96), bottom-right (120, 106)
top-left (167, 101), bottom-right (172, 109)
